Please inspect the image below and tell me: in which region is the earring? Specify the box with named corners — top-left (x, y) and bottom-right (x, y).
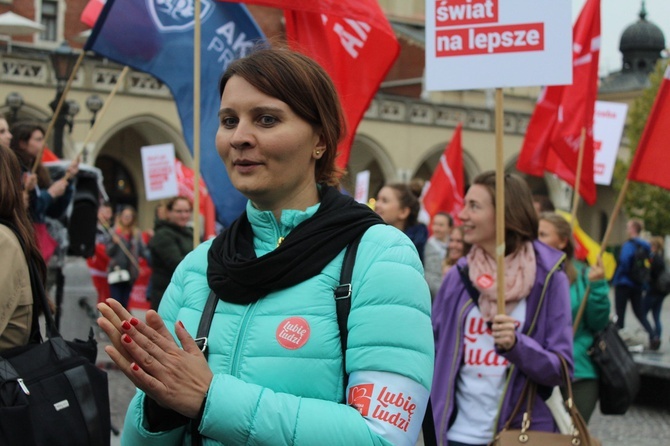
top-left (315, 151), bottom-right (321, 156)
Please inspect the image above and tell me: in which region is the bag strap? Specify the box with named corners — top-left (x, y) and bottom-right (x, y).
top-left (457, 265), bottom-right (480, 306)
top-left (190, 289), bottom-right (219, 446)
top-left (494, 355), bottom-right (596, 446)
top-left (333, 233), bottom-right (363, 390)
top-left (194, 290), bottom-right (219, 357)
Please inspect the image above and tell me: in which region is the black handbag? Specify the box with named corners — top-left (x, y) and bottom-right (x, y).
top-left (0, 221), bottom-right (111, 446)
top-left (588, 321), bottom-right (641, 415)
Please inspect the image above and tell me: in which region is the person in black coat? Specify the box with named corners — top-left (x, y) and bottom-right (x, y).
top-left (147, 196), bottom-right (194, 310)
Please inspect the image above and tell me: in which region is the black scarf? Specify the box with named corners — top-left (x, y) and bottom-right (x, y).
top-left (207, 185), bottom-right (384, 304)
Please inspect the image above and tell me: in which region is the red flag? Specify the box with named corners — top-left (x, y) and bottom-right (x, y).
top-left (517, 0), bottom-right (600, 204)
top-left (628, 66), bottom-right (670, 188)
top-left (220, 0), bottom-right (400, 168)
top-left (80, 0), bottom-right (106, 27)
top-left (41, 147), bottom-right (59, 162)
top-left (422, 123), bottom-right (464, 224)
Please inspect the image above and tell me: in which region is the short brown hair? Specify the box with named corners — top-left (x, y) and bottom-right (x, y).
top-left (384, 182), bottom-right (422, 228)
top-left (166, 196), bottom-right (192, 211)
top-left (472, 171), bottom-right (538, 255)
top-left (219, 47), bottom-right (345, 186)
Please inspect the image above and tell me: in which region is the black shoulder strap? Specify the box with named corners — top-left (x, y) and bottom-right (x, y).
top-left (457, 265), bottom-right (480, 306)
top-left (334, 233), bottom-right (363, 390)
top-left (191, 289), bottom-right (219, 446)
top-left (194, 290), bottom-right (218, 359)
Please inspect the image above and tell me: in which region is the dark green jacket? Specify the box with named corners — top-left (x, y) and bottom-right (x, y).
top-left (148, 220), bottom-right (193, 304)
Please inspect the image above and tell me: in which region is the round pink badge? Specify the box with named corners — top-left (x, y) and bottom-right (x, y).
top-left (276, 317), bottom-right (311, 350)
top-left (476, 274), bottom-right (494, 289)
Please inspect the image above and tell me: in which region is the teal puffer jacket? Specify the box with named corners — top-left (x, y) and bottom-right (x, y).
top-left (121, 202), bottom-right (434, 446)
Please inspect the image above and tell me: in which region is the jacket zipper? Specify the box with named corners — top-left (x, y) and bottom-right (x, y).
top-left (230, 303), bottom-right (256, 377)
top-left (14, 355), bottom-right (85, 395)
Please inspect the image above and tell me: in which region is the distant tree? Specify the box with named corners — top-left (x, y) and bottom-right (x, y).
top-left (612, 59), bottom-right (670, 236)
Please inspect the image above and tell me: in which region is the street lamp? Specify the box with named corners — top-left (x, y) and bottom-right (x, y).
top-left (85, 94), bottom-right (103, 127)
top-left (49, 41), bottom-right (79, 158)
top-left (5, 91), bottom-right (24, 124)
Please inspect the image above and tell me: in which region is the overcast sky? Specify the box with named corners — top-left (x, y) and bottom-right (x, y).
top-left (571, 0), bottom-right (670, 76)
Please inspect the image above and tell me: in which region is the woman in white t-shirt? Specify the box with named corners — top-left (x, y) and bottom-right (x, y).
top-left (430, 171), bottom-right (573, 446)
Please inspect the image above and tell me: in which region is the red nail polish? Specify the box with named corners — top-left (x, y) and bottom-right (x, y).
top-left (130, 317), bottom-right (139, 326)
top-left (178, 321), bottom-right (184, 329)
top-left (131, 363), bottom-right (139, 371)
top-left (122, 334), bottom-right (132, 344)
top-left (121, 320), bottom-right (131, 330)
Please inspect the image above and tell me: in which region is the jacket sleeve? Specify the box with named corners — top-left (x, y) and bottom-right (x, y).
top-left (501, 269), bottom-right (573, 387)
top-left (583, 275), bottom-right (611, 334)
top-left (45, 183), bottom-right (74, 219)
top-left (423, 240), bottom-right (445, 298)
top-left (121, 229), bottom-right (434, 446)
top-left (32, 189), bottom-right (54, 221)
top-left (149, 230), bottom-right (186, 272)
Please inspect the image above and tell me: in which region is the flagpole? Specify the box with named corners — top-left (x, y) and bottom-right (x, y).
top-left (72, 66), bottom-right (130, 169)
top-left (193, 0), bottom-right (202, 249)
top-left (495, 88), bottom-right (506, 315)
top-left (32, 51), bottom-right (86, 174)
top-left (570, 127), bottom-right (587, 227)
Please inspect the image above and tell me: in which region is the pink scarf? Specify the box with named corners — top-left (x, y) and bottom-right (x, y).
top-left (467, 242), bottom-right (537, 322)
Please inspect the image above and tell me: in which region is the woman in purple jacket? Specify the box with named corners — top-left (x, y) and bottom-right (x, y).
top-left (430, 171), bottom-right (573, 446)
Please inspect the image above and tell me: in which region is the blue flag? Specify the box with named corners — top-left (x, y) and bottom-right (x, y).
top-left (85, 0), bottom-right (265, 226)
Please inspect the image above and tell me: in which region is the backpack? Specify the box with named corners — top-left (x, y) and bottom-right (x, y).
top-left (628, 239), bottom-right (651, 285)
top-left (653, 256), bottom-right (670, 295)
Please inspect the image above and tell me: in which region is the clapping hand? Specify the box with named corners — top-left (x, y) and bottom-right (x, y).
top-left (97, 299), bottom-right (213, 418)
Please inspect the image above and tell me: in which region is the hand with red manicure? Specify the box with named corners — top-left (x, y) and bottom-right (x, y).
top-left (97, 298), bottom-right (213, 418)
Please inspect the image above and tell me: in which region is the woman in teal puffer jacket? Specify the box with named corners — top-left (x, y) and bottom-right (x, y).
top-left (97, 47), bottom-right (434, 446)
top-left (538, 212), bottom-right (610, 422)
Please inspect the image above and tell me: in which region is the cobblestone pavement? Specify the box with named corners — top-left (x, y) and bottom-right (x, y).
top-left (58, 257), bottom-right (670, 445)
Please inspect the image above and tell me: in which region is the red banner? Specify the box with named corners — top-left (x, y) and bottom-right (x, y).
top-left (517, 0), bottom-right (600, 204)
top-left (80, 0), bottom-right (106, 27)
top-left (422, 123), bottom-right (464, 225)
top-left (628, 66), bottom-right (670, 189)
top-left (221, 0), bottom-right (399, 168)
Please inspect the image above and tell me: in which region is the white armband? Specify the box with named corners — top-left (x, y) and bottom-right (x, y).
top-left (347, 370), bottom-right (429, 446)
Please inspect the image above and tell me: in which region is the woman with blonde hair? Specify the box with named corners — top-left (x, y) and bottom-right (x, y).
top-left (538, 212), bottom-right (610, 421)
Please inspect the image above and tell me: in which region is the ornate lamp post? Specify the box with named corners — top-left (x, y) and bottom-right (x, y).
top-left (49, 41), bottom-right (78, 158)
top-left (5, 91), bottom-right (24, 124)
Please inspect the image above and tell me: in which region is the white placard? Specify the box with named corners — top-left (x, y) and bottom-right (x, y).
top-left (354, 170), bottom-right (371, 204)
top-left (141, 143), bottom-right (178, 201)
top-left (593, 101), bottom-right (628, 186)
top-left (425, 0), bottom-right (572, 91)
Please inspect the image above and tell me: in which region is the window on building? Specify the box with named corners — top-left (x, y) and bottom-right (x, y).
top-left (40, 0), bottom-right (58, 42)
